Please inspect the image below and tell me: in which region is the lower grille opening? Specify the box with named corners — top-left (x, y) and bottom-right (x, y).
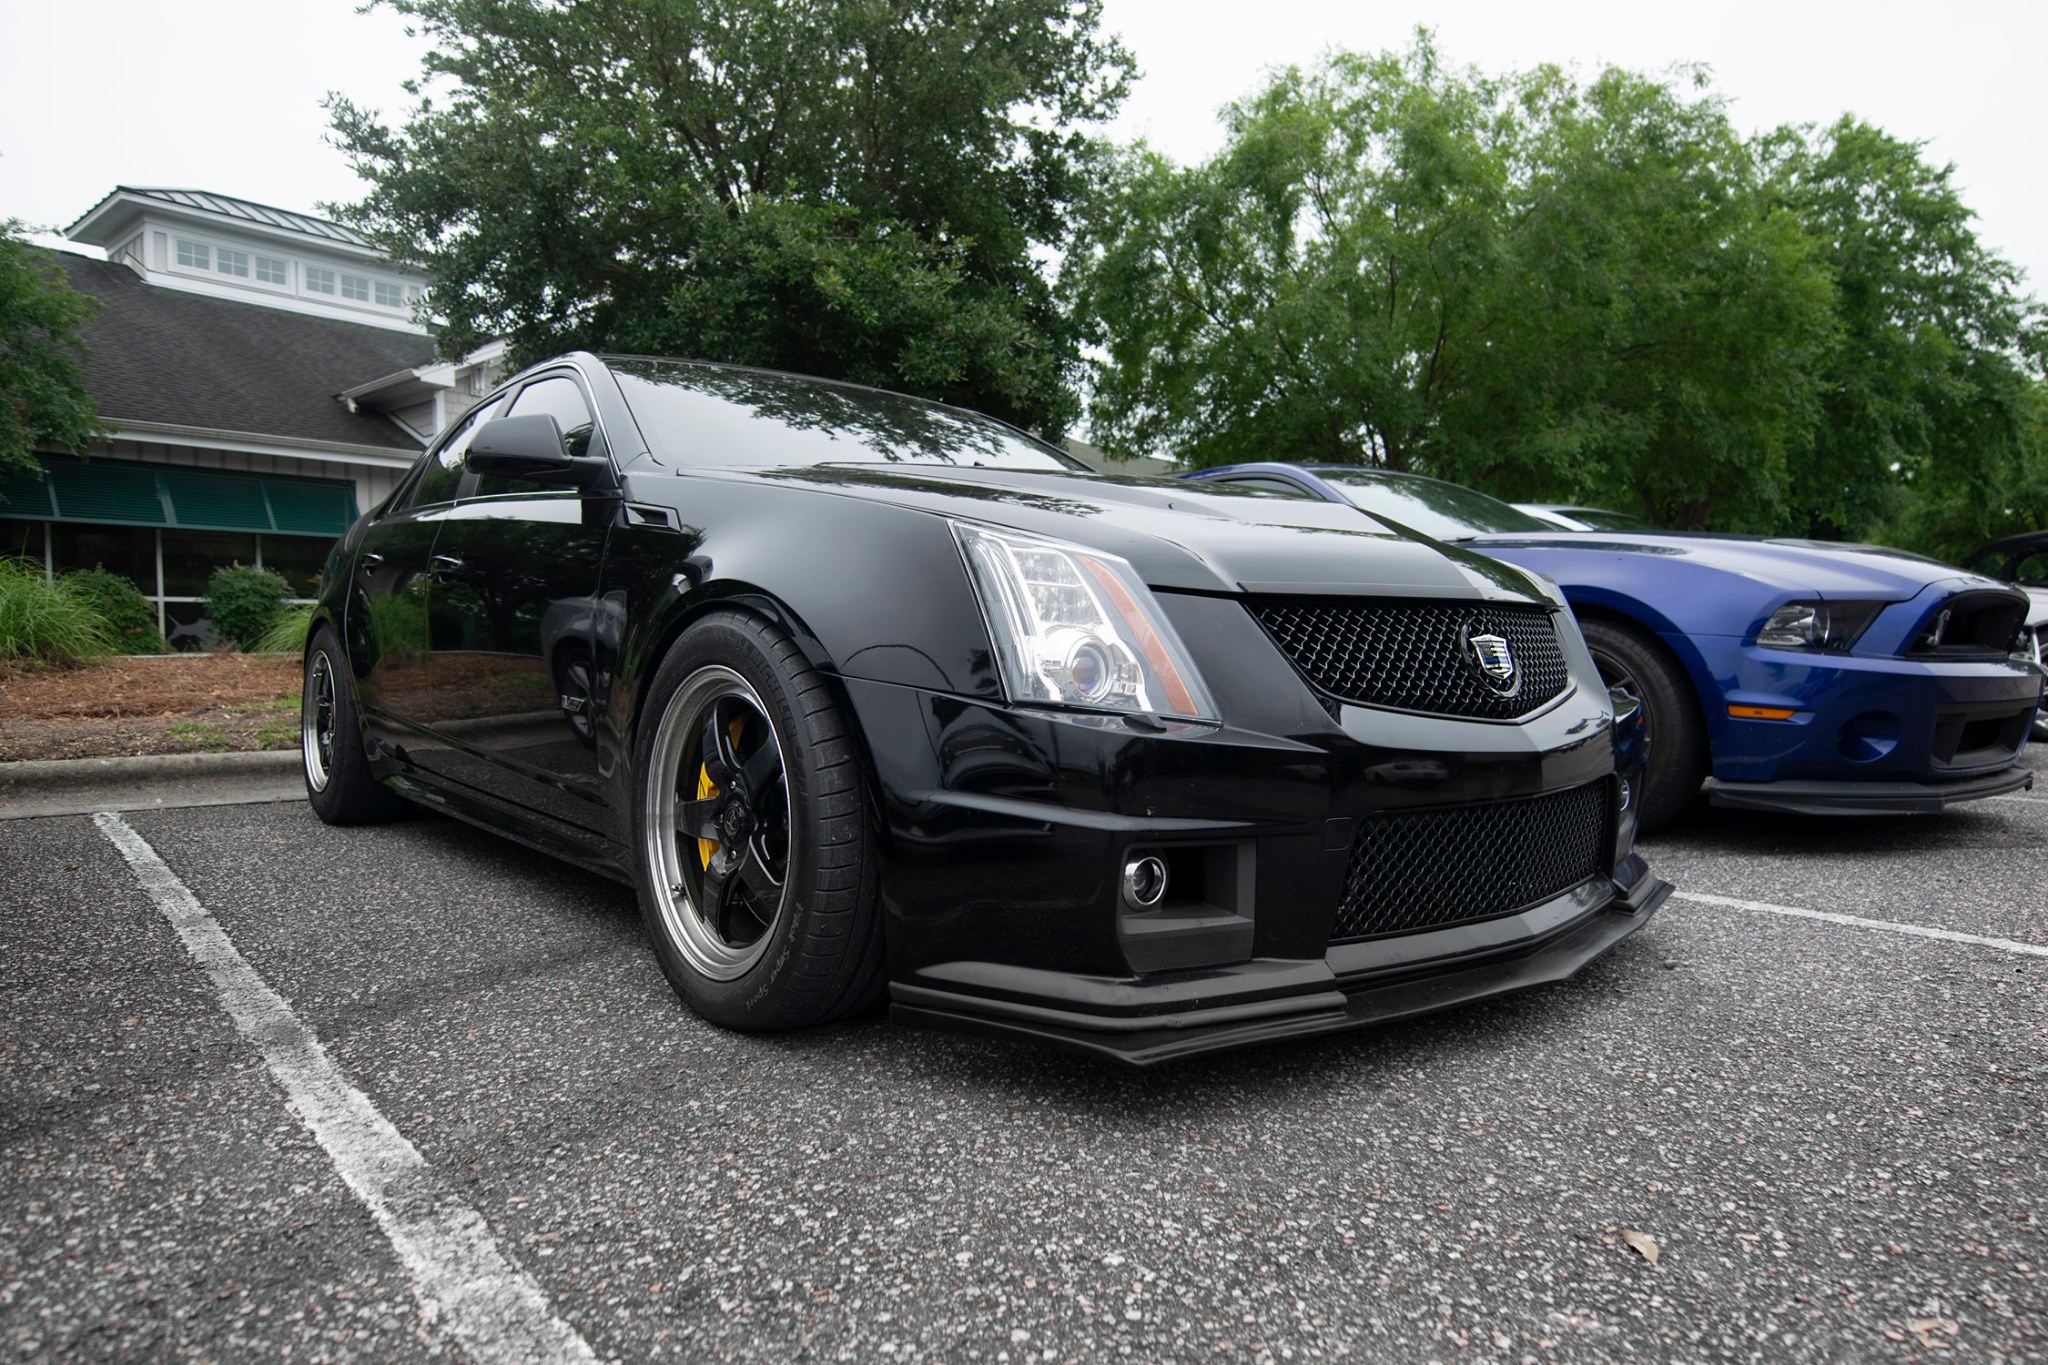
top-left (1333, 782), bottom-right (1613, 943)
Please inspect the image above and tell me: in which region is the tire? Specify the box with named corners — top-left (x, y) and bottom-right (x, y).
top-left (1580, 617), bottom-right (1707, 833)
top-left (630, 611), bottom-right (884, 1030)
top-left (302, 624), bottom-right (410, 825)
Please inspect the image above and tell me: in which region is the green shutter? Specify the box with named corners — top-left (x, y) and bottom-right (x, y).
top-left (0, 465), bottom-right (56, 518)
top-left (264, 480), bottom-right (357, 535)
top-left (3, 455), bottom-right (358, 537)
top-left (163, 468), bottom-right (272, 532)
top-left (47, 457), bottom-right (167, 525)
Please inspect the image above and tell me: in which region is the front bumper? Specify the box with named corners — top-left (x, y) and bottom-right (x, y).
top-left (893, 867), bottom-right (1672, 1065)
top-left (1705, 765), bottom-right (2034, 816)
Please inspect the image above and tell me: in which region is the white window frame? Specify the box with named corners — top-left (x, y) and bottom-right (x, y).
top-left (340, 273), bottom-right (370, 302)
top-left (373, 281), bottom-right (404, 308)
top-left (254, 255), bottom-right (289, 286)
top-left (216, 248), bottom-right (250, 278)
top-left (175, 238), bottom-right (209, 269)
top-left (304, 267), bottom-right (336, 295)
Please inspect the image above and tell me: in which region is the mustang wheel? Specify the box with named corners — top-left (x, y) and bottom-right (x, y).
top-left (303, 624), bottom-right (409, 825)
top-left (1581, 618), bottom-right (1706, 833)
top-left (632, 611), bottom-right (883, 1030)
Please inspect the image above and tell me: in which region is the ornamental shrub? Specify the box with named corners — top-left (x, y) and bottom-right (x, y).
top-left (0, 557), bottom-right (113, 663)
top-left (59, 568), bottom-right (169, 654)
top-left (204, 563), bottom-right (294, 650)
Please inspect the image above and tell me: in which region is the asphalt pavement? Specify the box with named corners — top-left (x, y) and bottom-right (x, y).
top-left (2, 751), bottom-right (2043, 1363)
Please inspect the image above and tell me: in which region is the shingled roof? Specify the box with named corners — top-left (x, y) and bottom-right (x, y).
top-left (55, 251), bottom-right (434, 452)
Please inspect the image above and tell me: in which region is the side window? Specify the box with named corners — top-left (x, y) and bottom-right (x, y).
top-left (406, 397), bottom-right (504, 509)
top-left (470, 375), bottom-right (601, 499)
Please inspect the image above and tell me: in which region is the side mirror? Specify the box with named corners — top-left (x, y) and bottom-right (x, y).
top-left (468, 415), bottom-right (611, 488)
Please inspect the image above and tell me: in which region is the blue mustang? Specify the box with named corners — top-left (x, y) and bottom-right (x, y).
top-left (1185, 463), bottom-right (2042, 829)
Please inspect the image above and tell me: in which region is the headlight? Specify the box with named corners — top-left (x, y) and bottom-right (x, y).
top-left (953, 523), bottom-right (1218, 721)
top-left (1755, 600), bottom-right (1885, 652)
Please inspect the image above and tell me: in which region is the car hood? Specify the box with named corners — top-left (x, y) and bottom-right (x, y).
top-left (1464, 531), bottom-right (2007, 599)
top-left (726, 464), bottom-right (1556, 604)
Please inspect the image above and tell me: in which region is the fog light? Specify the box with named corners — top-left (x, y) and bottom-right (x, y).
top-left (1121, 855), bottom-right (1167, 909)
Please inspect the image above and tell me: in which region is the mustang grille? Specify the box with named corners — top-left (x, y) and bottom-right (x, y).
top-left (1333, 782), bottom-right (1612, 942)
top-left (1251, 599), bottom-right (1571, 720)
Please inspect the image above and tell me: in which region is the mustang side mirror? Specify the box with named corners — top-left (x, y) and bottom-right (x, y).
top-left (468, 414), bottom-right (613, 489)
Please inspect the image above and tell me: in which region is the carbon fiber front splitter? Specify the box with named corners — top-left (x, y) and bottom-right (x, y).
top-left (892, 875), bottom-right (1672, 1066)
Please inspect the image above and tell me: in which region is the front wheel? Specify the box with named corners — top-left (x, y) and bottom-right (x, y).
top-left (1580, 618), bottom-right (1707, 833)
top-left (630, 611), bottom-right (883, 1031)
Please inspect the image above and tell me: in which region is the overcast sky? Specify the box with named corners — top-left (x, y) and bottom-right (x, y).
top-left (3, 0), bottom-right (2043, 295)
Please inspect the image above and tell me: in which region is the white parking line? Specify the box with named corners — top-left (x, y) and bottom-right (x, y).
top-left (1674, 889), bottom-right (2048, 958)
top-left (92, 812), bottom-right (598, 1365)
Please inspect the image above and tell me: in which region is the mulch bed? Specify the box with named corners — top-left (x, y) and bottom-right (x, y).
top-left (0, 654), bottom-right (302, 762)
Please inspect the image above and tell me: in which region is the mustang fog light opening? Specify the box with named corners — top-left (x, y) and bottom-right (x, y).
top-left (1121, 855), bottom-right (1168, 910)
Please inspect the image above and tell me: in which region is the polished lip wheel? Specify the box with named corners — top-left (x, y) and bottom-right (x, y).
top-left (303, 650), bottom-right (337, 793)
top-left (646, 665), bottom-right (794, 981)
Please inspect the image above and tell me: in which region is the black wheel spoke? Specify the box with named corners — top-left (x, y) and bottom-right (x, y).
top-left (701, 846), bottom-right (737, 938)
top-left (675, 797), bottom-right (725, 843)
top-left (740, 737), bottom-right (783, 802)
top-left (700, 698), bottom-right (743, 787)
top-left (737, 840), bottom-right (784, 897)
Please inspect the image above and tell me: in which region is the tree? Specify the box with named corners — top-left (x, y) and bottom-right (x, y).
top-left (1772, 118), bottom-right (2048, 552)
top-left (1069, 38), bottom-right (1835, 530)
top-left (0, 221), bottom-right (107, 479)
top-left (328, 0), bottom-right (1135, 437)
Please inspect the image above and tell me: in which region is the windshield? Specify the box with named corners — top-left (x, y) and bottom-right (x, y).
top-left (1563, 506), bottom-right (1656, 532)
top-left (1317, 470), bottom-right (1553, 538)
top-left (611, 360), bottom-right (1085, 473)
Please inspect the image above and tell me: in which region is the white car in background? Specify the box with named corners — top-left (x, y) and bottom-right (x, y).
top-left (1962, 531), bottom-right (2048, 740)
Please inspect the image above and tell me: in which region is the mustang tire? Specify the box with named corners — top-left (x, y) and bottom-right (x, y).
top-left (1581, 618), bottom-right (1706, 832)
top-left (302, 624), bottom-right (410, 825)
top-left (632, 611), bottom-right (884, 1030)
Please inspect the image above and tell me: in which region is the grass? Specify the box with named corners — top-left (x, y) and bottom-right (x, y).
top-left (164, 719), bottom-right (231, 752)
top-left (251, 603), bottom-right (316, 656)
top-left (0, 557), bottom-right (113, 665)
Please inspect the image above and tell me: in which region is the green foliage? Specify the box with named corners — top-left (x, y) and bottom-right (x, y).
top-left (58, 568), bottom-right (169, 654)
top-left (204, 564), bottom-right (294, 650)
top-left (1069, 35), bottom-right (2046, 548)
top-left (0, 222), bottom-right (110, 481)
top-left (328, 0), bottom-right (1136, 436)
top-left (0, 557), bottom-right (112, 664)
top-left (251, 602), bottom-right (316, 656)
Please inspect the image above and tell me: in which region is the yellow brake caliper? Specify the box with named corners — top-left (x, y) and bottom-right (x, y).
top-left (694, 718), bottom-right (749, 870)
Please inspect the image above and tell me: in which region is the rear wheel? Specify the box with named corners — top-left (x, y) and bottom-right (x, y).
top-left (1580, 617), bottom-right (1707, 832)
top-left (303, 625), bottom-right (409, 825)
top-left (631, 611), bottom-right (883, 1030)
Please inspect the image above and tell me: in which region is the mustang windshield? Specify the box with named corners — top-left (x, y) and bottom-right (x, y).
top-left (611, 360), bottom-right (1085, 473)
top-left (1318, 470), bottom-right (1553, 540)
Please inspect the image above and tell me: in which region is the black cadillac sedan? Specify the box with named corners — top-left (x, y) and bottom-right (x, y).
top-left (301, 353), bottom-right (1672, 1063)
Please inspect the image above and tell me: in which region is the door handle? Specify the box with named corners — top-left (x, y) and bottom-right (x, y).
top-left (358, 552), bottom-right (385, 576)
top-left (430, 554), bottom-right (464, 578)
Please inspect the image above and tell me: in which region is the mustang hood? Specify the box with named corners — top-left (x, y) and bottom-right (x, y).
top-left (1469, 532), bottom-right (2009, 600)
top-left (737, 464), bottom-right (1554, 605)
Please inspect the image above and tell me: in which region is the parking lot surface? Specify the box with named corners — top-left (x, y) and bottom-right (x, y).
top-left (4, 752), bottom-right (2044, 1363)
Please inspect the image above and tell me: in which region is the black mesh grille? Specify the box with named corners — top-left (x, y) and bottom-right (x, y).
top-left (1333, 782), bottom-right (1612, 942)
top-left (1251, 599), bottom-right (1571, 720)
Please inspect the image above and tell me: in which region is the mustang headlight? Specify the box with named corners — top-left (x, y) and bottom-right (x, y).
top-left (1755, 600), bottom-right (1885, 652)
top-left (953, 523), bottom-right (1217, 721)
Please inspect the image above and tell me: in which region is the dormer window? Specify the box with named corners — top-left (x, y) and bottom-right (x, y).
top-left (340, 274), bottom-right (370, 302)
top-left (374, 281), bottom-right (403, 307)
top-left (175, 238), bottom-right (208, 268)
top-left (305, 268), bottom-right (336, 294)
top-left (216, 248), bottom-right (249, 278)
top-left (255, 255), bottom-right (288, 285)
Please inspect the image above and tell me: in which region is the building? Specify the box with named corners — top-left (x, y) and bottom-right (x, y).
top-left (0, 188), bottom-right (503, 647)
